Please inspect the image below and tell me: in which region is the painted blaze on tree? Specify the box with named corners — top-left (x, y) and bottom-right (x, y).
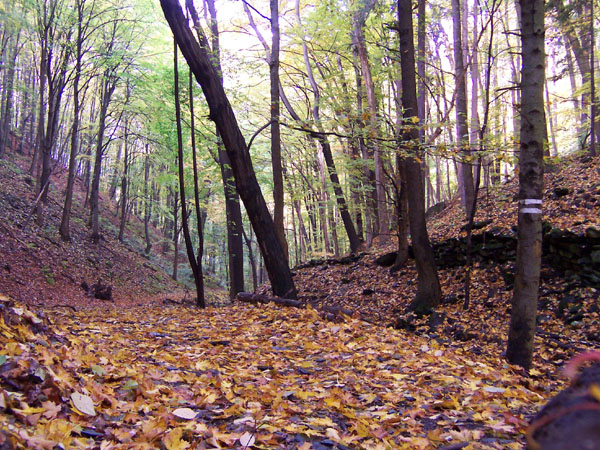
top-left (506, 0), bottom-right (545, 371)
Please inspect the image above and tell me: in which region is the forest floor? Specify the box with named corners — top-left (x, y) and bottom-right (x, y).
top-left (1, 150), bottom-right (600, 449)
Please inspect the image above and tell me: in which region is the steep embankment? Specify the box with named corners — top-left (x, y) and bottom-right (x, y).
top-left (0, 151), bottom-right (184, 309)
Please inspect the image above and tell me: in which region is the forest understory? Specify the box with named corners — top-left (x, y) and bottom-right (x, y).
top-left (1, 148), bottom-right (599, 449)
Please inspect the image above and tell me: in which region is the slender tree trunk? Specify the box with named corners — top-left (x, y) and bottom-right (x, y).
top-left (0, 32), bottom-right (20, 158)
top-left (89, 73), bottom-right (116, 243)
top-left (506, 0), bottom-right (545, 372)
top-left (590, 0), bottom-right (596, 156)
top-left (143, 147), bottom-right (152, 254)
top-left (353, 7), bottom-right (389, 244)
top-left (293, 0), bottom-right (361, 253)
top-left (60, 5), bottom-right (83, 241)
top-left (353, 47), bottom-right (377, 247)
top-left (188, 57), bottom-right (205, 305)
top-left (174, 41), bottom-right (205, 307)
top-left (397, 0), bottom-right (441, 314)
top-left (270, 0), bottom-right (287, 259)
top-left (118, 119), bottom-right (129, 243)
top-left (452, 0), bottom-right (475, 219)
top-left (172, 192), bottom-right (179, 281)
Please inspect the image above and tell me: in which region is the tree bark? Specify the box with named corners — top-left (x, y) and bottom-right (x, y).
top-left (89, 73), bottom-right (116, 243)
top-left (143, 147), bottom-right (152, 254)
top-left (397, 0), bottom-right (441, 314)
top-left (270, 0), bottom-right (287, 259)
top-left (58, 4), bottom-right (81, 241)
top-left (174, 40), bottom-right (205, 308)
top-left (506, 0), bottom-right (545, 372)
top-left (118, 119), bottom-right (129, 243)
top-left (160, 0), bottom-right (296, 298)
top-left (201, 0), bottom-right (245, 299)
top-left (451, 0), bottom-right (475, 219)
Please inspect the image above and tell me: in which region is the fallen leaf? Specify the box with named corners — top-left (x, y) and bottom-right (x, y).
top-left (71, 392), bottom-right (96, 416)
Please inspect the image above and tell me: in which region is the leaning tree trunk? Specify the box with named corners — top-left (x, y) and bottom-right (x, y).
top-left (397, 0), bottom-right (441, 314)
top-left (160, 0), bottom-right (296, 299)
top-left (506, 0), bottom-right (545, 372)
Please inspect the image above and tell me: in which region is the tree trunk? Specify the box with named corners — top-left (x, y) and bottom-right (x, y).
top-left (174, 40), bottom-right (205, 307)
top-left (172, 192), bottom-right (179, 281)
top-left (270, 0), bottom-right (287, 259)
top-left (292, 0), bottom-right (361, 253)
top-left (0, 31), bottom-right (20, 158)
top-left (161, 0), bottom-right (296, 299)
top-left (451, 0), bottom-right (475, 219)
top-left (143, 147), bottom-right (152, 254)
top-left (59, 8), bottom-right (82, 241)
top-left (506, 0), bottom-right (545, 372)
top-left (201, 0), bottom-right (245, 299)
top-left (352, 5), bottom-right (389, 244)
top-left (118, 119), bottom-right (129, 243)
top-left (397, 0), bottom-right (441, 314)
top-left (89, 73), bottom-right (116, 243)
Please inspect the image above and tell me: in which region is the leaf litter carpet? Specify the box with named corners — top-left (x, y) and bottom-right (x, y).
top-left (1, 296), bottom-right (558, 450)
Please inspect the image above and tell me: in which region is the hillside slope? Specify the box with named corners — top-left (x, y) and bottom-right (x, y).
top-left (263, 153), bottom-right (600, 376)
top-left (0, 151), bottom-right (185, 309)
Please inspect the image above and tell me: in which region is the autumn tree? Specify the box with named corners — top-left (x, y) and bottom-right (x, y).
top-left (506, 0), bottom-right (545, 371)
top-left (397, 0), bottom-right (441, 314)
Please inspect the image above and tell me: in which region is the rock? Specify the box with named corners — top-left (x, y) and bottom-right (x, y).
top-left (461, 219), bottom-right (493, 231)
top-left (91, 282), bottom-right (113, 301)
top-left (441, 294), bottom-right (460, 305)
top-left (425, 201), bottom-right (447, 218)
top-left (428, 311), bottom-right (446, 331)
top-left (553, 187), bottom-right (570, 197)
top-left (586, 227), bottom-right (600, 239)
top-left (374, 252), bottom-right (397, 267)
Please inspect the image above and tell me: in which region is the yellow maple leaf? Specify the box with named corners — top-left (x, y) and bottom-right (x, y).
top-left (163, 428), bottom-right (190, 450)
top-left (324, 397), bottom-right (341, 409)
top-left (309, 416), bottom-right (337, 428)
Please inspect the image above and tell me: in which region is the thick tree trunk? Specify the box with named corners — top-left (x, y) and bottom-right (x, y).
top-left (161, 0), bottom-right (296, 299)
top-left (506, 0), bottom-right (545, 372)
top-left (397, 0), bottom-right (441, 314)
